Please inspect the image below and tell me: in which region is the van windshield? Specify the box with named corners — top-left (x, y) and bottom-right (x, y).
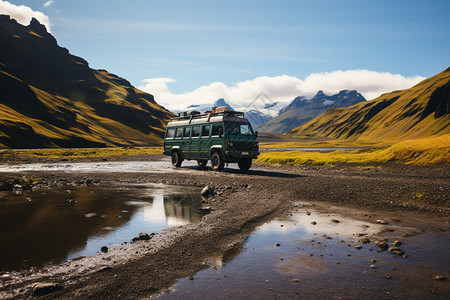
top-left (225, 121), bottom-right (254, 136)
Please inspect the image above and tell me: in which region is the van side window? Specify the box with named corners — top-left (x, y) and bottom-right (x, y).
top-left (166, 128), bottom-right (175, 138)
top-left (211, 124), bottom-right (222, 136)
top-left (192, 125), bottom-right (200, 137)
top-left (175, 127), bottom-right (183, 138)
top-left (202, 125), bottom-right (211, 137)
top-left (183, 126), bottom-right (191, 138)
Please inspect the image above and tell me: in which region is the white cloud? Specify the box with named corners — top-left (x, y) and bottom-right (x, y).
top-left (43, 1), bottom-right (54, 8)
top-left (138, 70), bottom-right (425, 113)
top-left (0, 0), bottom-right (51, 32)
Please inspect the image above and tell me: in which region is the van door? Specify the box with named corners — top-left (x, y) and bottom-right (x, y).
top-left (190, 125), bottom-right (201, 159)
top-left (182, 126), bottom-right (191, 159)
top-left (200, 124), bottom-right (211, 159)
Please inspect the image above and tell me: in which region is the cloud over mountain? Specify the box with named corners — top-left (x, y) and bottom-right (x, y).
top-left (139, 70), bottom-right (425, 112)
top-left (0, 0), bottom-right (51, 31)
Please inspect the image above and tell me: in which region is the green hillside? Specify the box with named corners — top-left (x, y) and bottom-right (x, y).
top-left (288, 68), bottom-right (450, 141)
top-left (0, 15), bottom-right (174, 148)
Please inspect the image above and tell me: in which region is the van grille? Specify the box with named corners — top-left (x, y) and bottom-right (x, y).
top-left (229, 141), bottom-right (257, 151)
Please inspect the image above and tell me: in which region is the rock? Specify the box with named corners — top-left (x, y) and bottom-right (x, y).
top-left (97, 267), bottom-right (113, 273)
top-left (370, 264), bottom-right (378, 269)
top-left (359, 237), bottom-right (370, 244)
top-left (434, 275), bottom-right (446, 281)
top-left (306, 212), bottom-right (311, 215)
top-left (374, 240), bottom-right (389, 250)
top-left (84, 213), bottom-right (97, 218)
top-left (276, 243), bottom-right (281, 247)
top-left (354, 245), bottom-right (362, 250)
top-left (291, 278), bottom-right (301, 282)
top-left (331, 219), bottom-right (340, 223)
top-left (394, 240), bottom-right (402, 246)
top-left (131, 236), bottom-right (140, 242)
top-left (32, 282), bottom-right (62, 296)
top-left (388, 247), bottom-right (404, 255)
top-left (311, 221), bottom-right (317, 225)
top-left (199, 206), bottom-right (212, 213)
top-left (139, 232), bottom-right (151, 240)
top-left (376, 219), bottom-right (389, 225)
top-left (101, 246), bottom-right (108, 253)
top-left (13, 184), bottom-right (23, 190)
top-left (201, 186), bottom-right (214, 197)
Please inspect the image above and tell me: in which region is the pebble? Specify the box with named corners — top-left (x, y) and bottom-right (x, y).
top-left (376, 219), bottom-right (389, 225)
top-left (311, 221), bottom-right (317, 225)
top-left (101, 246), bottom-right (108, 253)
top-left (32, 282), bottom-right (62, 296)
top-left (374, 240), bottom-right (389, 250)
top-left (291, 278), bottom-right (301, 282)
top-left (388, 247), bottom-right (404, 255)
top-left (354, 245), bottom-right (362, 250)
top-left (84, 212), bottom-right (97, 218)
top-left (359, 237), bottom-right (371, 244)
top-left (331, 219), bottom-right (340, 223)
top-left (434, 275), bottom-right (446, 281)
top-left (139, 232), bottom-right (151, 240)
top-left (394, 240), bottom-right (402, 246)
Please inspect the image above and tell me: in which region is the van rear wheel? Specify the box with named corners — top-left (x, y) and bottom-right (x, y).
top-left (238, 158), bottom-right (252, 171)
top-left (171, 151), bottom-right (182, 167)
top-left (197, 159), bottom-right (208, 168)
top-left (211, 152), bottom-right (224, 171)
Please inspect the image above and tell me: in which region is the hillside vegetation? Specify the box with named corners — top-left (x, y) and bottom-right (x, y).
top-left (258, 134), bottom-right (450, 165)
top-left (288, 68), bottom-right (450, 141)
top-left (0, 15), bottom-right (174, 149)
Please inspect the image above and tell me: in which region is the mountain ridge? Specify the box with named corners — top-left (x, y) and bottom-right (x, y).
top-left (288, 68), bottom-right (450, 140)
top-left (257, 90), bottom-right (366, 134)
top-left (0, 15), bottom-right (174, 148)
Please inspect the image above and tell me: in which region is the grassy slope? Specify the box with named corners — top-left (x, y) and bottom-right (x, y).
top-left (288, 68), bottom-right (450, 141)
top-left (257, 134), bottom-right (450, 165)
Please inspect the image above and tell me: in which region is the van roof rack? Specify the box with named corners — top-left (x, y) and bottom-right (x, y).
top-left (173, 110), bottom-right (244, 121)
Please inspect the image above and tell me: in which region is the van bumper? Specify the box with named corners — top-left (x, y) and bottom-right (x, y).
top-left (225, 150), bottom-right (259, 161)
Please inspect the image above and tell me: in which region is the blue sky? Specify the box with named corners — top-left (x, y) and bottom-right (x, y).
top-left (1, 0), bottom-right (449, 111)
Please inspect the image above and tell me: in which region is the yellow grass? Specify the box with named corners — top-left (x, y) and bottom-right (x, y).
top-left (0, 147), bottom-right (162, 159)
top-left (257, 135), bottom-right (450, 165)
top-left (260, 140), bottom-right (391, 149)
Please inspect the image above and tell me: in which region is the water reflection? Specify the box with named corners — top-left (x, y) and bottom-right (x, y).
top-left (0, 183), bottom-right (202, 272)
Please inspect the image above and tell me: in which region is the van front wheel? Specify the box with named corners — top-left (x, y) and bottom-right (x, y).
top-left (211, 152), bottom-right (224, 171)
top-left (238, 158), bottom-right (252, 171)
top-left (197, 159), bottom-right (208, 168)
top-left (171, 151), bottom-right (182, 167)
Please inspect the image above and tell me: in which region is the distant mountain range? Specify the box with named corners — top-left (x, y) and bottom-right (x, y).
top-left (289, 68), bottom-right (450, 140)
top-left (257, 90), bottom-right (366, 134)
top-left (0, 15), bottom-right (174, 148)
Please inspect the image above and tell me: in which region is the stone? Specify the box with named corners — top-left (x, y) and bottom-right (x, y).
top-left (376, 219), bottom-right (389, 225)
top-left (84, 213), bottom-right (97, 218)
top-left (291, 278), bottom-right (301, 282)
top-left (32, 282), bottom-right (62, 296)
top-left (199, 206), bottom-right (212, 213)
top-left (201, 186), bottom-right (214, 197)
top-left (374, 240), bottom-right (389, 250)
top-left (331, 219), bottom-right (340, 223)
top-left (370, 265), bottom-right (378, 269)
top-left (101, 246), bottom-right (108, 253)
top-left (132, 236), bottom-right (140, 242)
top-left (434, 275), bottom-right (446, 281)
top-left (311, 221), bottom-right (317, 225)
top-left (388, 247), bottom-right (404, 255)
top-left (139, 232), bottom-right (151, 240)
top-left (359, 237), bottom-right (370, 244)
top-left (306, 212), bottom-right (311, 215)
top-left (394, 240), bottom-right (402, 246)
top-left (354, 245), bottom-right (362, 250)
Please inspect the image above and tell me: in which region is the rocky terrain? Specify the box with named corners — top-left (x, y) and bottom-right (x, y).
top-left (0, 155), bottom-right (448, 299)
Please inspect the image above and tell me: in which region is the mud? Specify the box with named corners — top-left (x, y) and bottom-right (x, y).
top-left (0, 155), bottom-right (448, 299)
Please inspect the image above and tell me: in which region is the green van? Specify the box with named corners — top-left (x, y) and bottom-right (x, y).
top-left (163, 110), bottom-right (259, 171)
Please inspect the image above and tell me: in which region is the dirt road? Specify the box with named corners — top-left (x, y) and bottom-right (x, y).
top-left (0, 156), bottom-right (448, 299)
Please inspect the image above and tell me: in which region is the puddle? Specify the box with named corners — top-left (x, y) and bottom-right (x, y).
top-left (158, 205), bottom-right (450, 299)
top-left (0, 183), bottom-right (202, 272)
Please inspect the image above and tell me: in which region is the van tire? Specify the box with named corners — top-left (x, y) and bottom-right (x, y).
top-left (211, 152), bottom-right (224, 171)
top-left (197, 159), bottom-right (208, 168)
top-left (238, 158), bottom-right (252, 171)
top-left (171, 151), bottom-right (182, 167)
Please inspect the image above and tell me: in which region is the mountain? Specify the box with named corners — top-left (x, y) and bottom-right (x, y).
top-left (288, 68), bottom-right (450, 140)
top-left (181, 98), bottom-right (235, 114)
top-left (257, 90), bottom-right (366, 134)
top-left (245, 110), bottom-right (273, 129)
top-left (0, 15), bottom-right (174, 148)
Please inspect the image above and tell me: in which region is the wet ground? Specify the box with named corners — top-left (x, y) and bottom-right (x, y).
top-left (159, 203), bottom-right (450, 299)
top-left (0, 183), bottom-right (202, 272)
top-left (0, 158), bottom-right (448, 299)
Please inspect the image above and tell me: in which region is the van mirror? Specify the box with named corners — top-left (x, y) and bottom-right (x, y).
top-left (255, 131), bottom-right (258, 138)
